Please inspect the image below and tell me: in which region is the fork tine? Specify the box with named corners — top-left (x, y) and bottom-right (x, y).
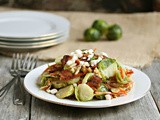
top-left (26, 54), bottom-right (33, 70)
top-left (30, 56), bottom-right (38, 70)
top-left (15, 53), bottom-right (20, 70)
top-left (19, 54), bottom-right (23, 70)
top-left (11, 53), bottom-right (15, 70)
top-left (22, 53), bottom-right (30, 69)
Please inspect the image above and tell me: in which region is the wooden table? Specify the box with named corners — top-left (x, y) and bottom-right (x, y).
top-left (0, 55), bottom-right (160, 120)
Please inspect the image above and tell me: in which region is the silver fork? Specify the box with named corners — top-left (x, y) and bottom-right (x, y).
top-left (12, 53), bottom-right (37, 105)
top-left (0, 53), bottom-right (37, 104)
top-left (0, 54), bottom-right (21, 101)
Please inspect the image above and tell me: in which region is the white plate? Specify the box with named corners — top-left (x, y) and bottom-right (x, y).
top-left (24, 63), bottom-right (151, 108)
top-left (0, 11), bottom-right (70, 38)
top-left (0, 31), bottom-right (69, 45)
top-left (0, 35), bottom-right (68, 49)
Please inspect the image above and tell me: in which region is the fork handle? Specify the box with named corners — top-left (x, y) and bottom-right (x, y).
top-left (13, 75), bottom-right (25, 105)
top-left (0, 77), bottom-right (16, 101)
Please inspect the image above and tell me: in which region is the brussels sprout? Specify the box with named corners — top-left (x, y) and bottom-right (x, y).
top-left (75, 84), bottom-right (94, 101)
top-left (67, 77), bottom-right (80, 84)
top-left (96, 84), bottom-right (108, 100)
top-left (92, 19), bottom-right (109, 35)
top-left (39, 73), bottom-right (51, 86)
top-left (82, 73), bottom-right (94, 84)
top-left (56, 85), bottom-right (74, 99)
top-left (84, 28), bottom-right (101, 41)
top-left (52, 81), bottom-right (68, 89)
top-left (116, 70), bottom-right (131, 84)
top-left (107, 24), bottom-right (122, 41)
top-left (98, 58), bottom-right (118, 81)
top-left (74, 86), bottom-right (80, 101)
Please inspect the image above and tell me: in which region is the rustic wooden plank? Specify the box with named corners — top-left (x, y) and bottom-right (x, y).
top-left (142, 59), bottom-right (160, 111)
top-left (30, 58), bottom-right (160, 120)
top-left (30, 92), bottom-right (159, 120)
top-left (0, 55), bottom-right (30, 120)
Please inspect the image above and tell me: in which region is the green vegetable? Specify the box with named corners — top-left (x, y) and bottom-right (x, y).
top-left (39, 73), bottom-right (51, 86)
top-left (76, 84), bottom-right (94, 101)
top-left (82, 73), bottom-right (94, 84)
top-left (74, 86), bottom-right (80, 101)
top-left (96, 84), bottom-right (108, 100)
top-left (98, 58), bottom-right (118, 81)
top-left (56, 85), bottom-right (74, 99)
top-left (52, 81), bottom-right (68, 89)
top-left (92, 19), bottom-right (109, 35)
top-left (84, 28), bottom-right (101, 41)
top-left (107, 24), bottom-right (122, 40)
top-left (116, 70), bottom-right (131, 84)
top-left (67, 77), bottom-right (80, 84)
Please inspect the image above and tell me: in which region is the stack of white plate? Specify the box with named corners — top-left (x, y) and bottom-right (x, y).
top-left (0, 11), bottom-right (70, 50)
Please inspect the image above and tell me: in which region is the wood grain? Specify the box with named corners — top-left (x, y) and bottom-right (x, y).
top-left (0, 55), bottom-right (160, 120)
top-left (30, 93), bottom-right (159, 120)
top-left (0, 55), bottom-right (30, 120)
top-left (30, 60), bottom-right (160, 120)
top-left (143, 59), bottom-right (160, 111)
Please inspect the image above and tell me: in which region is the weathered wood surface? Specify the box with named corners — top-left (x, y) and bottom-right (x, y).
top-left (0, 55), bottom-right (30, 120)
top-left (0, 55), bottom-right (160, 120)
top-left (143, 60), bottom-right (160, 111)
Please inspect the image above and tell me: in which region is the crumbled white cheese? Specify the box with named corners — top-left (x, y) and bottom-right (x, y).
top-left (98, 57), bottom-right (102, 61)
top-left (50, 89), bottom-right (58, 94)
top-left (46, 89), bottom-right (57, 94)
top-left (91, 57), bottom-right (102, 66)
top-left (67, 54), bottom-right (78, 66)
top-left (100, 52), bottom-right (108, 57)
top-left (75, 49), bottom-right (83, 58)
top-left (82, 57), bottom-right (87, 59)
top-left (91, 60), bottom-right (97, 66)
top-left (87, 53), bottom-right (94, 61)
top-left (84, 62), bottom-right (90, 67)
top-left (88, 54), bottom-right (94, 59)
top-left (74, 66), bottom-right (81, 75)
top-left (73, 83), bottom-right (77, 87)
top-left (83, 50), bottom-right (88, 53)
top-left (70, 63), bottom-right (77, 68)
top-left (105, 94), bottom-right (112, 100)
top-left (80, 61), bottom-right (84, 66)
top-left (70, 52), bottom-right (75, 56)
top-left (72, 55), bottom-right (78, 61)
top-left (88, 49), bottom-right (94, 54)
top-left (66, 60), bottom-right (74, 66)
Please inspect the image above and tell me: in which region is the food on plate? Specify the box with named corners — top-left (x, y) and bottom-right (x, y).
top-left (83, 19), bottom-right (122, 41)
top-left (107, 24), bottom-right (122, 40)
top-left (38, 49), bottom-right (134, 101)
top-left (84, 28), bottom-right (101, 41)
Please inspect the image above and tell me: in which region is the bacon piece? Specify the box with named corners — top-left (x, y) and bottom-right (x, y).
top-left (44, 64), bottom-right (62, 73)
top-left (74, 72), bottom-right (86, 78)
top-left (75, 59), bottom-right (80, 65)
top-left (61, 55), bottom-right (72, 66)
top-left (87, 75), bottom-right (102, 90)
top-left (60, 70), bottom-right (73, 81)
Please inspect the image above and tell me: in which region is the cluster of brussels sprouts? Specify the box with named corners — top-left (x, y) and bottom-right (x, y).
top-left (84, 19), bottom-right (122, 41)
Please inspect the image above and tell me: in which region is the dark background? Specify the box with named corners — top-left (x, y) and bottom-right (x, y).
top-left (0, 0), bottom-right (160, 13)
